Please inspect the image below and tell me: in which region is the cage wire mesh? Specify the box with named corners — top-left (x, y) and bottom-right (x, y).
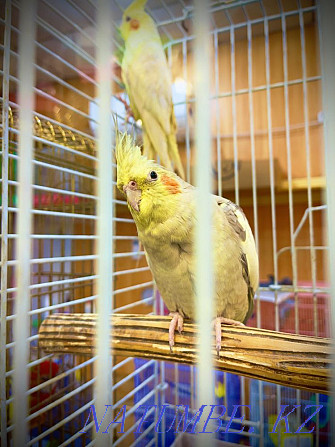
top-left (0, 0), bottom-right (333, 446)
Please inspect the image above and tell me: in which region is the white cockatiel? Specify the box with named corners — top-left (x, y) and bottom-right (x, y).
top-left (116, 133), bottom-right (259, 354)
top-left (119, 0), bottom-right (185, 178)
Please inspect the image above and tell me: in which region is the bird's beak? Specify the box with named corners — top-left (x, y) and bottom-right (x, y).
top-left (130, 19), bottom-right (140, 30)
top-left (123, 184), bottom-right (142, 212)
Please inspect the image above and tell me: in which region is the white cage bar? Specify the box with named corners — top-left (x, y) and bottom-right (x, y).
top-left (319, 0), bottom-right (335, 439)
top-left (12, 1), bottom-right (37, 445)
top-left (94, 0), bottom-right (113, 446)
top-left (193, 0), bottom-right (214, 412)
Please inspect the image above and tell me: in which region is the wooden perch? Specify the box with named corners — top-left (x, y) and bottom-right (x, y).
top-left (38, 313), bottom-right (332, 395)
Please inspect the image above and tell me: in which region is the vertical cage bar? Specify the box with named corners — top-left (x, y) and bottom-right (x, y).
top-left (298, 5), bottom-right (318, 336)
top-left (247, 17), bottom-right (264, 440)
top-left (160, 363), bottom-right (166, 447)
top-left (182, 36), bottom-right (194, 414)
top-left (0, 2), bottom-right (11, 445)
top-left (247, 21), bottom-right (261, 329)
top-left (12, 0), bottom-right (37, 445)
top-left (318, 0), bottom-right (335, 439)
top-left (167, 44), bottom-right (181, 421)
top-left (297, 8), bottom-right (314, 439)
top-left (182, 40), bottom-right (191, 184)
top-left (263, 14), bottom-right (279, 326)
top-left (283, 10), bottom-right (303, 443)
top-left (94, 0), bottom-right (113, 445)
top-left (263, 10), bottom-right (282, 447)
top-left (247, 22), bottom-right (259, 257)
top-left (155, 283), bottom-right (166, 446)
top-left (281, 10), bottom-right (299, 334)
top-left (246, 25), bottom-right (265, 440)
top-left (214, 30), bottom-right (222, 197)
top-left (230, 25), bottom-right (239, 205)
top-left (193, 1), bottom-right (214, 442)
top-left (153, 285), bottom-right (160, 447)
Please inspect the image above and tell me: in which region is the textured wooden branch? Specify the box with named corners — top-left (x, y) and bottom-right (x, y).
top-left (38, 313), bottom-right (332, 394)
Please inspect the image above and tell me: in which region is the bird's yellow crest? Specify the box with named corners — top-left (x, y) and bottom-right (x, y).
top-left (115, 132), bottom-right (154, 192)
top-left (126, 0), bottom-right (147, 12)
top-left (120, 0), bottom-right (156, 42)
top-left (115, 132), bottom-right (142, 170)
top-left (115, 132), bottom-right (182, 227)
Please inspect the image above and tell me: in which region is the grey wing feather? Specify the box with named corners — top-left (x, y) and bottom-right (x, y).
top-left (240, 252), bottom-right (255, 323)
top-left (216, 195), bottom-right (259, 323)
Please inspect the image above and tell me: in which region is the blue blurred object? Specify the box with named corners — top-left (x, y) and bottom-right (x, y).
top-left (215, 371), bottom-right (242, 444)
top-left (133, 359), bottom-right (244, 446)
top-left (250, 379), bottom-right (331, 447)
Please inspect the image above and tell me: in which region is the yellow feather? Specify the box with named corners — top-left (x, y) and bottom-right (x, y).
top-left (115, 133), bottom-right (181, 229)
top-left (119, 0), bottom-right (185, 178)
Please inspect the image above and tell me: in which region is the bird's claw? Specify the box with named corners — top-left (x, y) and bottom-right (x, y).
top-left (214, 318), bottom-right (223, 358)
top-left (115, 94), bottom-right (134, 123)
top-left (214, 317), bottom-right (244, 357)
top-left (169, 312), bottom-right (184, 352)
top-left (177, 320), bottom-right (183, 334)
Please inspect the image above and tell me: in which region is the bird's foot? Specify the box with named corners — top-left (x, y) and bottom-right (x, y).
top-left (115, 94), bottom-right (134, 123)
top-left (125, 110), bottom-right (134, 123)
top-left (214, 317), bottom-right (245, 357)
top-left (169, 312), bottom-right (184, 353)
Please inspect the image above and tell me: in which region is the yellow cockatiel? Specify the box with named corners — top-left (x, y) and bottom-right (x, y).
top-left (116, 133), bottom-right (259, 354)
top-left (119, 0), bottom-right (185, 178)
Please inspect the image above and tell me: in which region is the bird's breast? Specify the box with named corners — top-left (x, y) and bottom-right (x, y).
top-left (142, 239), bottom-right (196, 318)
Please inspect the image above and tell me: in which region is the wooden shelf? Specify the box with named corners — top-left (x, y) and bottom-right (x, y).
top-left (278, 176), bottom-right (326, 191)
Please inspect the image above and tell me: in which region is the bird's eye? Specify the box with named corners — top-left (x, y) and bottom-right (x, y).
top-left (125, 16), bottom-right (131, 22)
top-left (149, 171), bottom-right (158, 180)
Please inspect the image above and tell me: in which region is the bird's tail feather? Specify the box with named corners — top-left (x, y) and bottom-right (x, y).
top-left (142, 129), bottom-right (156, 161)
top-left (167, 132), bottom-right (185, 179)
top-left (168, 107), bottom-right (185, 178)
top-left (141, 110), bottom-right (173, 171)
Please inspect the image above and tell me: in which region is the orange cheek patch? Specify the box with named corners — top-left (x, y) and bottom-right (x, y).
top-left (130, 19), bottom-right (139, 30)
top-left (161, 175), bottom-right (181, 194)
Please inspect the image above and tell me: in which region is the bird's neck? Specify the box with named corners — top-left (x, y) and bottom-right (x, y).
top-left (125, 27), bottom-right (162, 53)
top-left (134, 193), bottom-right (180, 233)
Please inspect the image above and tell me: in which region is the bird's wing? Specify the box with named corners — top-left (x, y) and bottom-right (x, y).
top-left (121, 69), bottom-right (140, 121)
top-left (122, 54), bottom-right (176, 169)
top-left (123, 49), bottom-right (173, 136)
top-left (122, 43), bottom-right (185, 177)
top-left (215, 195), bottom-right (259, 322)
